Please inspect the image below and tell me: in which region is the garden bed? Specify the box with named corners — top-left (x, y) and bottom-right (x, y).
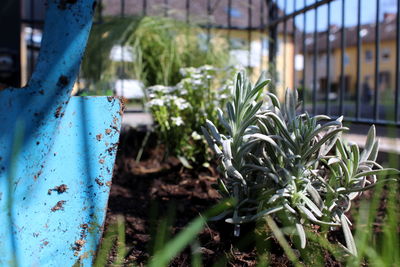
top-left (103, 128), bottom-right (348, 266)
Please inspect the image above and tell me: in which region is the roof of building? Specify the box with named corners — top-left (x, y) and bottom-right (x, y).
top-left (101, 0), bottom-right (295, 33)
top-left (21, 0), bottom-right (295, 34)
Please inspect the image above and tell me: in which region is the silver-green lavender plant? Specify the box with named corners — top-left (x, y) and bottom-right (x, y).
top-left (202, 71), bottom-right (399, 255)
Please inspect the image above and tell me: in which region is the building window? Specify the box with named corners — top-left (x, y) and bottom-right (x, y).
top-left (295, 54), bottom-right (304, 71)
top-left (261, 37), bottom-right (269, 53)
top-left (229, 38), bottom-right (246, 49)
top-left (382, 48), bottom-right (390, 61)
top-left (225, 7), bottom-right (242, 18)
top-left (277, 39), bottom-right (282, 55)
top-left (365, 50), bottom-right (373, 62)
top-left (359, 29), bottom-right (368, 38)
top-left (344, 53), bottom-right (350, 66)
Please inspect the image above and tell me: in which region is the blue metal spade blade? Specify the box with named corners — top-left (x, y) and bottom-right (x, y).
top-left (0, 1), bottom-right (123, 266)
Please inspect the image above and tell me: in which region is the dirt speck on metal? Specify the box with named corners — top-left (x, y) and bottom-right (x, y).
top-left (106, 142), bottom-right (119, 155)
top-left (57, 75), bottom-right (69, 87)
top-left (72, 223), bottom-right (89, 256)
top-left (119, 97), bottom-right (126, 116)
top-left (95, 178), bottom-right (104, 186)
top-left (72, 239), bottom-right (86, 256)
top-left (48, 184), bottom-right (69, 195)
top-left (51, 200), bottom-right (66, 212)
top-left (34, 169), bottom-right (43, 180)
top-left (79, 251), bottom-right (90, 261)
top-left (54, 106), bottom-right (63, 118)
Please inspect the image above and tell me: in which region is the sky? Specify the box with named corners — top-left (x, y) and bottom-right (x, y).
top-left (274, 0), bottom-right (398, 32)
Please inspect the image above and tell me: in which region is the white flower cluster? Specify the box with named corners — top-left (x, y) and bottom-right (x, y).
top-left (147, 85), bottom-right (176, 98)
top-left (177, 65), bottom-right (216, 90)
top-left (146, 85), bottom-right (190, 111)
top-left (147, 98), bottom-right (165, 107)
top-left (171, 116), bottom-right (184, 126)
top-left (146, 65), bottom-right (235, 134)
top-left (191, 131), bottom-right (201, 140)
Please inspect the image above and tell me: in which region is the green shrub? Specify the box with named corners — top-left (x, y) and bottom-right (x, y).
top-left (202, 71), bottom-right (399, 255)
top-left (81, 16), bottom-right (230, 92)
top-left (147, 65), bottom-right (236, 166)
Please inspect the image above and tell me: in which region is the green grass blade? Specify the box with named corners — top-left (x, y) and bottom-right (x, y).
top-left (148, 199), bottom-right (234, 267)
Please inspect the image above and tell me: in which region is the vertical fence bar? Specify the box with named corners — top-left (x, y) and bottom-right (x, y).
top-left (355, 0), bottom-right (361, 119)
top-left (121, 0), bottom-right (125, 17)
top-left (248, 0), bottom-right (252, 68)
top-left (120, 0), bottom-right (125, 97)
top-left (184, 0), bottom-right (190, 66)
top-left (164, 0), bottom-right (169, 17)
top-left (227, 0), bottom-right (232, 50)
top-left (186, 0), bottom-right (190, 24)
top-left (99, 0), bottom-right (103, 22)
top-left (302, 0), bottom-right (307, 112)
top-left (98, 0), bottom-right (103, 93)
top-left (207, 0), bottom-right (211, 45)
top-left (374, 0), bottom-right (380, 120)
top-left (267, 0), bottom-right (278, 93)
top-left (29, 0), bottom-right (35, 76)
top-left (396, 0), bottom-right (400, 122)
top-left (0, 1), bottom-right (19, 84)
top-left (143, 0), bottom-right (147, 16)
top-left (260, 0), bottom-right (264, 71)
top-left (339, 0), bottom-right (346, 116)
top-left (283, 0), bottom-right (287, 90)
top-left (312, 6), bottom-right (318, 115)
top-left (95, 0), bottom-right (103, 95)
top-left (325, 1), bottom-right (331, 115)
top-left (293, 0), bottom-right (296, 91)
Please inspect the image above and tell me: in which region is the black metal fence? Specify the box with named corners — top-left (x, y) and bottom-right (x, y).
top-left (8, 0), bottom-right (400, 127)
top-left (267, 0), bottom-right (400, 127)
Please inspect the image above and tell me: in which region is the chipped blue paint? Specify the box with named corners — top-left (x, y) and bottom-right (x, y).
top-left (0, 0), bottom-right (123, 266)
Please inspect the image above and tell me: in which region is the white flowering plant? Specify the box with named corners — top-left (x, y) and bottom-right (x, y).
top-left (147, 65), bottom-right (237, 166)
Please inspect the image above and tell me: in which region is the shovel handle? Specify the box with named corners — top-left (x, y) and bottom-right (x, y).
top-left (28, 0), bottom-right (96, 100)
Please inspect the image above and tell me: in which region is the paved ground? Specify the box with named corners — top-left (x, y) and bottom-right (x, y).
top-left (344, 133), bottom-right (400, 154)
top-left (304, 103), bottom-right (397, 122)
top-left (122, 111), bottom-right (153, 128)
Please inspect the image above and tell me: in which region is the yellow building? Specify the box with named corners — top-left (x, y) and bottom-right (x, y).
top-left (297, 13), bottom-right (397, 99)
top-left (208, 28), bottom-right (294, 99)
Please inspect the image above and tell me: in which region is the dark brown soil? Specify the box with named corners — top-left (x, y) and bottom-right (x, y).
top-left (103, 128), bottom-right (345, 266)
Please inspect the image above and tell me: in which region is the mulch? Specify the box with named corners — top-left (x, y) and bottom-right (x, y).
top-left (102, 128), bottom-right (363, 266)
